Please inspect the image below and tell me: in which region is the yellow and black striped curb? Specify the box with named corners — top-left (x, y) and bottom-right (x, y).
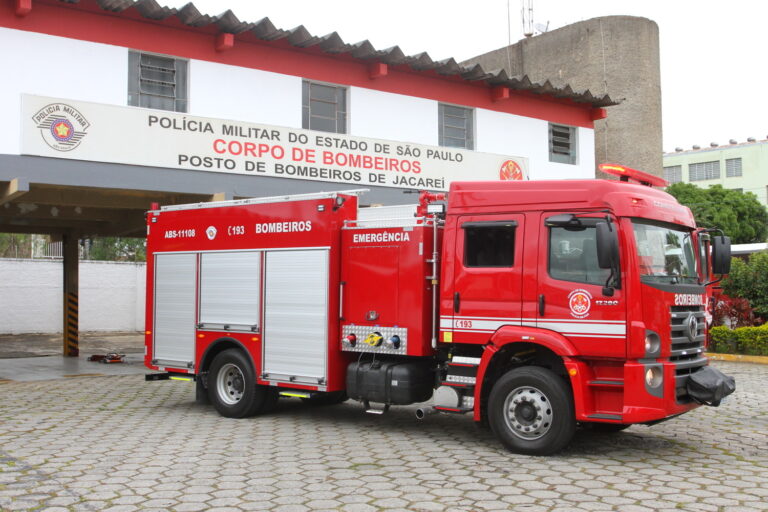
top-left (706, 352), bottom-right (768, 365)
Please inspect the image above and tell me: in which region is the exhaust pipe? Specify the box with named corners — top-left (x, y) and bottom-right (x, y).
top-left (415, 407), bottom-right (438, 420)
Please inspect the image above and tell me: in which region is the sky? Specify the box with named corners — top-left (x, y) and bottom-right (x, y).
top-left (163, 0), bottom-right (768, 154)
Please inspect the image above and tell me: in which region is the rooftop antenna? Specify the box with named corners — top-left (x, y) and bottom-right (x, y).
top-left (522, 0), bottom-right (534, 37)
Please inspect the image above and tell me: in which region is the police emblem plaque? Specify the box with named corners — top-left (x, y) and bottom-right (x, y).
top-left (32, 103), bottom-right (89, 152)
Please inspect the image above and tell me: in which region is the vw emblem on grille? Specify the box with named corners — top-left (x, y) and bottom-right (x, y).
top-left (686, 314), bottom-right (698, 342)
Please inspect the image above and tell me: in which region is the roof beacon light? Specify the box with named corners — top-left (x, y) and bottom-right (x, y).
top-left (599, 163), bottom-right (668, 188)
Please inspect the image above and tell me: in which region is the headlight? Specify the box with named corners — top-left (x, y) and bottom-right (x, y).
top-left (645, 367), bottom-right (663, 388)
top-left (644, 331), bottom-right (661, 355)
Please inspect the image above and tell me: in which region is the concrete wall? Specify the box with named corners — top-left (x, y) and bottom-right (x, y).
top-left (463, 16), bottom-right (662, 177)
top-left (0, 259), bottom-right (146, 334)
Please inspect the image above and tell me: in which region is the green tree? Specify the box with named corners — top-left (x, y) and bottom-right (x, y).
top-left (0, 233), bottom-right (33, 258)
top-left (86, 237), bottom-right (146, 262)
top-left (721, 252), bottom-right (768, 318)
top-left (666, 183), bottom-right (768, 243)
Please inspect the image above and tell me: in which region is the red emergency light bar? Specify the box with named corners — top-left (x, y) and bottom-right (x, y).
top-left (599, 163), bottom-right (668, 188)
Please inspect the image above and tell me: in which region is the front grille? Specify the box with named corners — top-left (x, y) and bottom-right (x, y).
top-left (670, 306), bottom-right (708, 402)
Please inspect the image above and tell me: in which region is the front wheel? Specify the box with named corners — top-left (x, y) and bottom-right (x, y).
top-left (488, 366), bottom-right (576, 455)
top-left (208, 349), bottom-right (275, 418)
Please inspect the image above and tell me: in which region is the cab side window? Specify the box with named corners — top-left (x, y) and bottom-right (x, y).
top-left (464, 222), bottom-right (516, 267)
top-left (549, 226), bottom-right (610, 285)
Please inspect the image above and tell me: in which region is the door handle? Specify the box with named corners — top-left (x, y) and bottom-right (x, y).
top-left (453, 292), bottom-right (460, 313)
top-left (538, 294), bottom-right (546, 316)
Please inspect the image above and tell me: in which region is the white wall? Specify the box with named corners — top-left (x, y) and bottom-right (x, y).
top-left (349, 87), bottom-right (438, 146)
top-left (189, 59), bottom-right (302, 128)
top-left (476, 108), bottom-right (596, 180)
top-left (0, 26), bottom-right (597, 180)
top-left (0, 27), bottom-right (127, 155)
top-left (0, 259), bottom-right (146, 334)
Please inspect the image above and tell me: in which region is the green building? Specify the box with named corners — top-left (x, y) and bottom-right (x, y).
top-left (662, 139), bottom-right (768, 205)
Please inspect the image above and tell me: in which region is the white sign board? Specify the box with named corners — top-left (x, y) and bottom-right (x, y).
top-left (21, 95), bottom-right (528, 191)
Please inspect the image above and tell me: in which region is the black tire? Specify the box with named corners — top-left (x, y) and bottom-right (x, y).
top-left (583, 422), bottom-right (630, 433)
top-left (488, 366), bottom-right (576, 456)
top-left (207, 349), bottom-right (271, 418)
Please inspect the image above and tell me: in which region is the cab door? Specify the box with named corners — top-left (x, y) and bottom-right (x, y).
top-left (450, 214), bottom-right (525, 344)
top-left (535, 212), bottom-right (627, 357)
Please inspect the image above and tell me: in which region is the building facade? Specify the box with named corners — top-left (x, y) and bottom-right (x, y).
top-left (663, 140), bottom-right (768, 205)
top-left (1, 0), bottom-right (613, 219)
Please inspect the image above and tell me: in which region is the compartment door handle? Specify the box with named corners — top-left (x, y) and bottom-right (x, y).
top-left (453, 292), bottom-right (460, 313)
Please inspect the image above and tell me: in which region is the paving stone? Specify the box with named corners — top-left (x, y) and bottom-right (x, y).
top-left (0, 361), bottom-right (765, 511)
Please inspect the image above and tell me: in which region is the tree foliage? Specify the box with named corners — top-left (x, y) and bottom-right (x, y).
top-left (666, 183), bottom-right (768, 243)
top-left (0, 233), bottom-right (145, 261)
top-left (85, 237), bottom-right (146, 262)
top-left (0, 233), bottom-right (33, 258)
top-left (721, 252), bottom-right (768, 318)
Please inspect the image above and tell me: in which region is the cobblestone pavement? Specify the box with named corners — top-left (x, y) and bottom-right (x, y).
top-left (1, 361), bottom-right (765, 512)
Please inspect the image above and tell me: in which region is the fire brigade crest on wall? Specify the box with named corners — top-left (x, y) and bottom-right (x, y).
top-left (31, 103), bottom-right (90, 152)
top-left (568, 289), bottom-right (592, 319)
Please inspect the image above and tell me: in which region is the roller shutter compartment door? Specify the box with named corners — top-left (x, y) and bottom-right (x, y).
top-left (153, 253), bottom-right (197, 368)
top-left (263, 249), bottom-right (329, 384)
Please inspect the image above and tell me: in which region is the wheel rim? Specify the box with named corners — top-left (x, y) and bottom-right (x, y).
top-left (216, 363), bottom-right (245, 405)
top-left (503, 385), bottom-right (554, 440)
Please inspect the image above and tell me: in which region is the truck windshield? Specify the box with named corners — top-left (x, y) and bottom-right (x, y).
top-left (632, 220), bottom-right (698, 284)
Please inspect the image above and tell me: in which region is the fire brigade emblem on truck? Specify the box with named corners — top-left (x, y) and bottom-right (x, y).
top-left (32, 103), bottom-right (89, 152)
top-left (568, 289), bottom-right (592, 319)
top-left (206, 226), bottom-right (217, 240)
top-left (499, 159), bottom-right (524, 181)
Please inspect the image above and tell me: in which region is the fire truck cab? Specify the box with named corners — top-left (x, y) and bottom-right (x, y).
top-left (145, 166), bottom-right (734, 455)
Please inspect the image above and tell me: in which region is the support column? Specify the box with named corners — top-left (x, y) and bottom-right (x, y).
top-left (62, 232), bottom-right (79, 357)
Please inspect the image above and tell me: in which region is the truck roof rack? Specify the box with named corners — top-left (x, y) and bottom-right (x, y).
top-left (155, 189), bottom-right (370, 212)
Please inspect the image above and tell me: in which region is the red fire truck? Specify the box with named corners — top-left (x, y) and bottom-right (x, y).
top-left (145, 164), bottom-right (734, 455)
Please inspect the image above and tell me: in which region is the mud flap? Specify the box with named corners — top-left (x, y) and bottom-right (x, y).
top-left (686, 366), bottom-right (736, 406)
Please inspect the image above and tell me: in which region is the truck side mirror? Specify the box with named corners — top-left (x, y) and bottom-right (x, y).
top-left (711, 235), bottom-right (731, 274)
top-left (596, 221), bottom-right (618, 269)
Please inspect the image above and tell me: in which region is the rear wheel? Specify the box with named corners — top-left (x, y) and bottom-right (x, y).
top-left (208, 349), bottom-right (274, 418)
top-left (488, 366), bottom-right (576, 455)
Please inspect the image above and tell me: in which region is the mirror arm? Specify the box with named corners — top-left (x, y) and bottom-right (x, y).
top-left (704, 275), bottom-right (724, 287)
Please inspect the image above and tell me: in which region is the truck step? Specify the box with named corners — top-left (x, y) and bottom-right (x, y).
top-left (278, 390), bottom-right (315, 399)
top-left (145, 373), bottom-right (195, 382)
top-left (587, 413), bottom-right (623, 420)
top-left (588, 379), bottom-right (624, 388)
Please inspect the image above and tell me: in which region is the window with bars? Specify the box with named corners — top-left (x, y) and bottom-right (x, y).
top-left (302, 81), bottom-right (347, 133)
top-left (663, 165), bottom-right (683, 184)
top-left (549, 123), bottom-right (577, 164)
top-left (726, 158), bottom-right (743, 177)
top-left (689, 161), bottom-right (720, 181)
top-left (438, 104), bottom-right (474, 150)
top-left (128, 51), bottom-right (188, 112)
